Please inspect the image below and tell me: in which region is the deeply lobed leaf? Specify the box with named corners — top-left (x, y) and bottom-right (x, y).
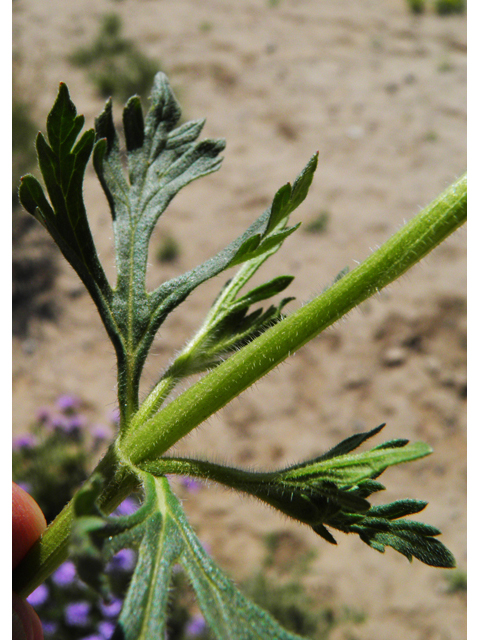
top-left (18, 73), bottom-right (319, 427)
top-left (139, 424), bottom-right (455, 568)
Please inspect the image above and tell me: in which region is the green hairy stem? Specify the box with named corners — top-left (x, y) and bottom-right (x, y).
top-left (121, 173), bottom-right (466, 464)
top-left (14, 74), bottom-right (465, 638)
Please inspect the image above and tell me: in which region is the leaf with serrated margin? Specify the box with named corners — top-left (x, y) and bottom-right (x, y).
top-left (71, 474), bottom-right (307, 640)
top-left (145, 152), bottom-right (317, 336)
top-left (331, 504), bottom-right (456, 568)
top-left (92, 72), bottom-right (226, 277)
top-left (140, 425), bottom-right (454, 568)
top-left (184, 296), bottom-right (296, 374)
top-left (18, 83), bottom-right (110, 301)
top-left (282, 430), bottom-right (432, 486)
top-left (127, 152), bottom-right (317, 391)
top-left (226, 153), bottom-right (318, 269)
top-left (71, 475), bottom-right (173, 639)
top-left (265, 153), bottom-right (317, 234)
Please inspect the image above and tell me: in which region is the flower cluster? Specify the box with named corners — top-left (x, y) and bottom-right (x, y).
top-left (13, 395), bottom-right (115, 523)
top-left (14, 396), bottom-right (212, 639)
top-left (26, 536), bottom-right (210, 639)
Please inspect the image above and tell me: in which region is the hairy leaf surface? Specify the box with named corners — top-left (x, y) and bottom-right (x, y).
top-left (71, 474), bottom-right (306, 640)
top-left (140, 425), bottom-right (454, 567)
top-left (18, 84), bottom-right (110, 302)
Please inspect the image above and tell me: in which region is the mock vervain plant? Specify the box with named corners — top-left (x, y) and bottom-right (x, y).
top-left (14, 72), bottom-right (466, 639)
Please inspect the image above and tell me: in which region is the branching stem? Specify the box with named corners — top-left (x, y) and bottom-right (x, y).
top-left (121, 173), bottom-right (466, 464)
top-left (13, 173), bottom-right (466, 599)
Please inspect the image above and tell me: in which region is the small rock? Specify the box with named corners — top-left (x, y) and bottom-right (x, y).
top-left (344, 370), bottom-right (370, 389)
top-left (346, 125), bottom-right (364, 140)
top-left (385, 82), bottom-right (399, 94)
top-left (22, 338), bottom-right (36, 354)
top-left (382, 347), bottom-right (407, 367)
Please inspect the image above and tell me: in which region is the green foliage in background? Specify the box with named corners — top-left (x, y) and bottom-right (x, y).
top-left (405, 0), bottom-right (465, 14)
top-left (406, 0), bottom-right (426, 13)
top-left (434, 0), bottom-right (466, 14)
top-left (70, 13), bottom-right (159, 103)
top-left (156, 234), bottom-right (181, 264)
top-left (444, 569), bottom-right (467, 594)
top-left (304, 211), bottom-right (329, 234)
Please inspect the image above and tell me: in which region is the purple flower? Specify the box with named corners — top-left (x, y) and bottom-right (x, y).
top-left (63, 414), bottom-right (86, 433)
top-left (68, 414), bottom-right (86, 428)
top-left (36, 406), bottom-right (52, 423)
top-left (13, 434), bottom-right (36, 450)
top-left (57, 394), bottom-right (80, 412)
top-left (65, 601), bottom-right (91, 627)
top-left (52, 561), bottom-right (77, 586)
top-left (107, 548), bottom-right (136, 573)
top-left (49, 412), bottom-right (85, 437)
top-left (180, 477), bottom-right (202, 493)
top-left (42, 620), bottom-right (58, 635)
top-left (27, 584), bottom-right (49, 607)
top-left (98, 620), bottom-right (116, 639)
top-left (100, 597), bottom-right (123, 618)
top-left (115, 497), bottom-right (139, 516)
top-left (50, 414), bottom-right (69, 430)
top-left (79, 636), bottom-right (103, 640)
top-left (186, 613), bottom-right (206, 637)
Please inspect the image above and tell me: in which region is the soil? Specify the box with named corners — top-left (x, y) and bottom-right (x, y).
top-left (13, 1), bottom-right (466, 638)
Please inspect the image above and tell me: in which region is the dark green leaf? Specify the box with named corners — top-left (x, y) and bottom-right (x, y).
top-left (313, 424), bottom-right (386, 463)
top-left (233, 276), bottom-right (295, 310)
top-left (288, 153), bottom-right (319, 215)
top-left (349, 479), bottom-right (386, 498)
top-left (141, 425), bottom-right (455, 567)
top-left (355, 524), bottom-right (456, 568)
top-left (123, 96), bottom-right (144, 152)
top-left (265, 184), bottom-right (293, 234)
top-left (46, 82), bottom-right (80, 157)
top-left (93, 100), bottom-right (129, 223)
top-left (367, 499), bottom-right (428, 519)
top-left (36, 132), bottom-right (66, 215)
top-left (372, 438), bottom-right (410, 450)
top-left (18, 174), bottom-right (54, 224)
top-left (71, 474), bottom-right (307, 640)
top-left (19, 83), bottom-right (110, 307)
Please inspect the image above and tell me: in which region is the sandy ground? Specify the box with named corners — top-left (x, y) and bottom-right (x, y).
top-left (13, 1), bottom-right (466, 638)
